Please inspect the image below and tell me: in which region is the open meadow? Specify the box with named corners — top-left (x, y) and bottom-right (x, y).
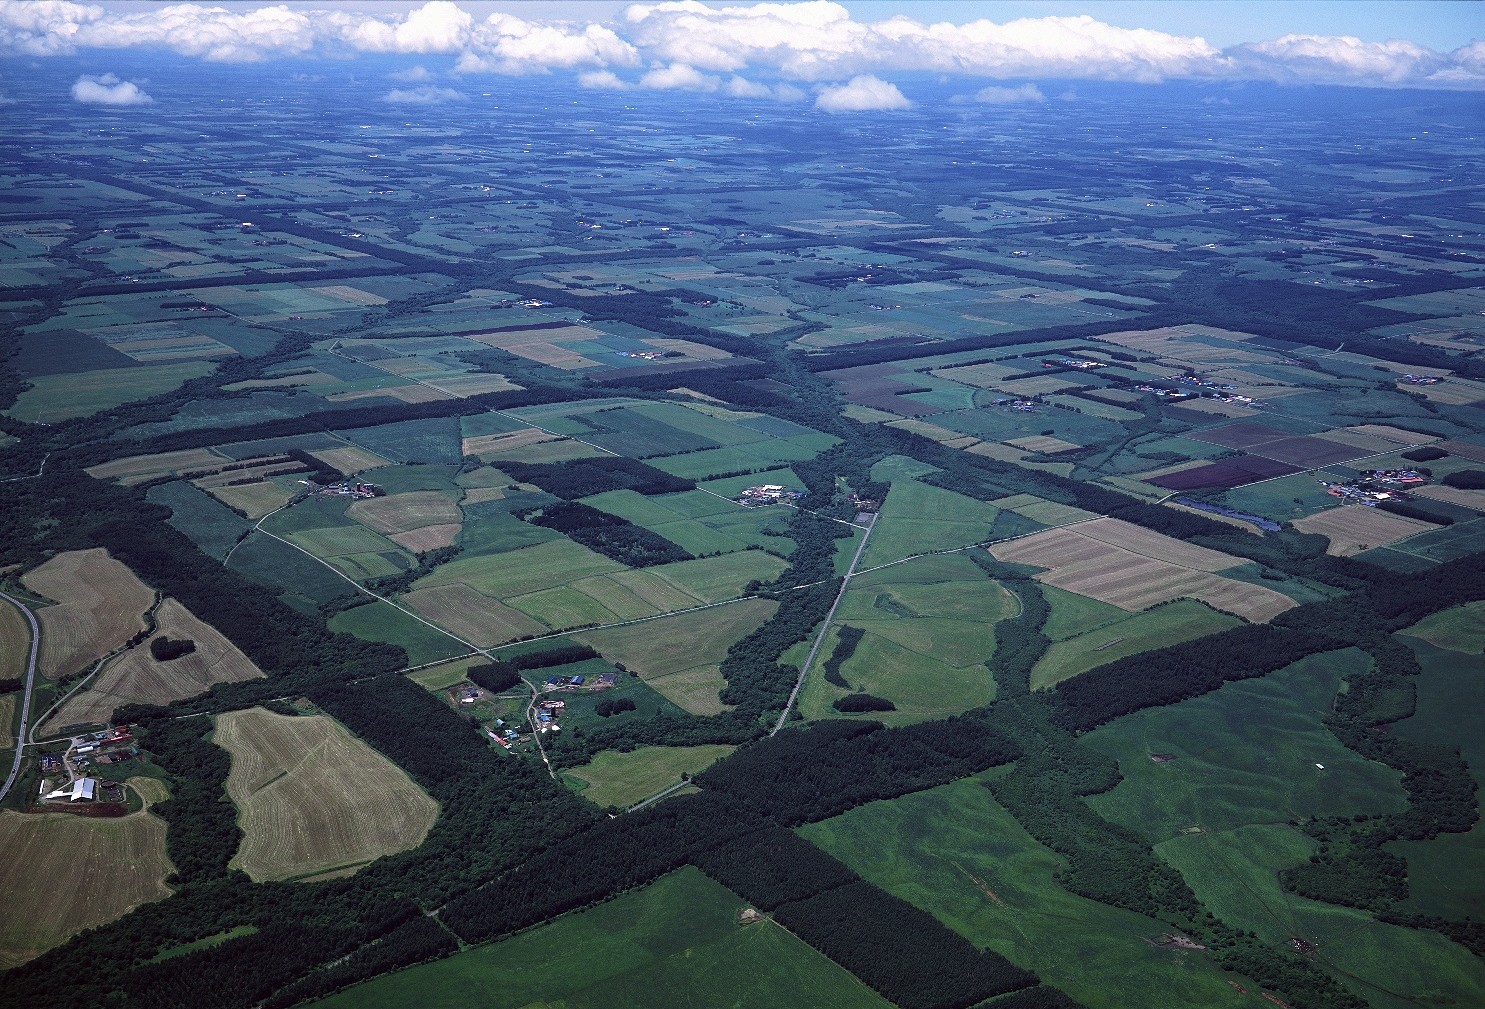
top-left (47, 598), bottom-right (264, 729)
top-left (0, 809), bottom-right (172, 969)
top-left (309, 867), bottom-right (892, 1009)
top-left (563, 744), bottom-right (736, 809)
top-left (22, 549), bottom-right (154, 680)
top-left (215, 708), bottom-right (438, 882)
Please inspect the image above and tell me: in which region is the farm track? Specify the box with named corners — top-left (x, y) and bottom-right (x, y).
top-left (0, 592), bottom-right (40, 803)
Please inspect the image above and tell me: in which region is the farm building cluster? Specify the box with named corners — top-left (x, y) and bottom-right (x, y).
top-left (36, 726), bottom-right (137, 807)
top-left (736, 484), bottom-right (803, 506)
top-left (310, 479), bottom-right (382, 500)
top-left (1321, 469), bottom-right (1429, 505)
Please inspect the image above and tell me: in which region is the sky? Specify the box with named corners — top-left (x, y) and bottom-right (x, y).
top-left (4, 1), bottom-right (1483, 111)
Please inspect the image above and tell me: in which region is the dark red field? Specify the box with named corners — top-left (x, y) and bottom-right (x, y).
top-left (1191, 421), bottom-right (1291, 449)
top-left (1249, 436), bottom-right (1369, 468)
top-left (1150, 455), bottom-right (1300, 489)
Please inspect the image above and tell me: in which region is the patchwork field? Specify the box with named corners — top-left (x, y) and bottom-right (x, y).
top-left (563, 745), bottom-right (736, 809)
top-left (347, 491), bottom-right (461, 542)
top-left (574, 598), bottom-right (778, 715)
top-left (310, 866), bottom-right (892, 1009)
top-left (1291, 505), bottom-right (1436, 556)
top-left (84, 446), bottom-right (229, 485)
top-left (0, 809), bottom-right (172, 969)
top-left (989, 523), bottom-right (1296, 621)
top-left (47, 598), bottom-right (264, 729)
top-left (22, 549), bottom-right (155, 679)
top-left (215, 708), bottom-right (438, 882)
top-left (800, 776), bottom-right (1252, 1009)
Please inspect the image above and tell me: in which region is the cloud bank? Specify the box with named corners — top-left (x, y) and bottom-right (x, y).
top-left (2, 1), bottom-right (1482, 106)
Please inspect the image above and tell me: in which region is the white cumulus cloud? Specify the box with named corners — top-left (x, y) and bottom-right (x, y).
top-left (577, 69), bottom-right (631, 90)
top-left (640, 62), bottom-right (720, 91)
top-left (381, 85), bottom-right (465, 104)
top-left (815, 74), bottom-right (909, 111)
top-left (72, 72), bottom-right (152, 104)
top-left (973, 83), bottom-right (1046, 104)
top-left (456, 14), bottom-right (638, 74)
top-left (1225, 33), bottom-right (1445, 85)
top-left (335, 1), bottom-right (470, 55)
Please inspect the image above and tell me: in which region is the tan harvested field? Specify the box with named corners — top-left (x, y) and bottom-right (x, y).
top-left (48, 598), bottom-right (264, 729)
top-left (309, 445), bottom-right (391, 473)
top-left (995, 375), bottom-right (1081, 397)
top-left (930, 362), bottom-right (1022, 387)
top-left (1291, 506), bottom-right (1439, 556)
top-left (435, 374), bottom-right (520, 397)
top-left (1345, 424), bottom-right (1439, 444)
top-left (1314, 429), bottom-right (1399, 453)
top-left (461, 427), bottom-right (560, 460)
top-left (990, 526), bottom-right (1296, 622)
top-left (327, 385), bottom-right (454, 404)
top-left (486, 438), bottom-right (605, 464)
top-left (402, 584), bottom-right (547, 646)
top-left (1415, 485), bottom-right (1485, 511)
top-left (0, 809), bottom-right (172, 969)
top-left (209, 480), bottom-right (294, 519)
top-left (644, 665), bottom-right (734, 716)
top-left (1092, 323), bottom-right (1260, 352)
top-left (390, 524), bottom-right (461, 553)
top-left (128, 776), bottom-right (171, 805)
top-left (85, 447), bottom-right (226, 484)
top-left (1399, 378), bottom-right (1485, 406)
top-left (0, 596), bottom-right (27, 681)
top-left (23, 550), bottom-right (154, 679)
top-left (1167, 398), bottom-right (1257, 418)
top-left (886, 418), bottom-right (977, 444)
top-left (1071, 518), bottom-right (1243, 572)
top-left (0, 693), bottom-right (14, 748)
top-left (1005, 435), bottom-right (1081, 454)
top-left (310, 284), bottom-right (387, 306)
top-left (215, 708), bottom-right (438, 882)
top-left (462, 486), bottom-right (507, 505)
top-left (192, 459), bottom-right (307, 490)
top-left (348, 491), bottom-right (460, 535)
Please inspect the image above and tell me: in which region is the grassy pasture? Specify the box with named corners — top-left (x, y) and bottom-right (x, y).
top-left (799, 776), bottom-right (1252, 1009)
top-left (563, 745), bottom-right (736, 809)
top-left (329, 601), bottom-right (468, 666)
top-left (0, 597), bottom-right (29, 682)
top-left (0, 809), bottom-right (172, 969)
top-left (405, 655), bottom-right (485, 692)
top-left (1083, 650), bottom-right (1406, 842)
top-left (648, 551), bottom-right (787, 603)
top-left (861, 477), bottom-right (1001, 568)
top-left (348, 491), bottom-right (460, 535)
top-left (399, 585), bottom-right (548, 648)
top-left (1031, 601), bottom-right (1242, 690)
top-left (146, 481), bottom-right (254, 561)
top-left (1158, 824), bottom-right (1485, 1009)
top-left (215, 708), bottom-right (438, 882)
top-left (310, 866), bottom-right (892, 1009)
top-left (48, 598), bottom-right (264, 729)
top-left (1040, 585), bottom-right (1127, 641)
top-left (5, 361), bottom-right (212, 422)
top-left (225, 535), bottom-right (359, 613)
top-left (416, 539), bottom-right (623, 598)
top-left (22, 549), bottom-right (154, 680)
top-left (209, 480), bottom-right (296, 520)
top-left (1401, 600), bottom-right (1485, 653)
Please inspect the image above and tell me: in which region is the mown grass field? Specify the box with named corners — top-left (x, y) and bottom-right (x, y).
top-left (1082, 649), bottom-right (1407, 842)
top-left (799, 775), bottom-right (1253, 1009)
top-left (215, 708), bottom-right (438, 882)
top-left (22, 548), bottom-right (154, 679)
top-left (405, 654), bottom-right (486, 691)
top-left (1158, 824), bottom-right (1485, 1009)
top-left (860, 474), bottom-right (1001, 569)
top-left (1402, 600), bottom-right (1485, 653)
top-left (0, 596), bottom-right (28, 681)
top-left (1040, 585), bottom-right (1127, 641)
top-left (309, 866), bottom-right (892, 1009)
top-left (5, 361), bottom-right (213, 422)
top-left (1030, 599), bottom-right (1242, 690)
top-left (0, 809), bottom-right (172, 969)
top-left (48, 597), bottom-right (265, 729)
top-left (329, 601), bottom-right (469, 666)
top-left (563, 744), bottom-right (736, 809)
top-left (0, 693), bottom-right (15, 748)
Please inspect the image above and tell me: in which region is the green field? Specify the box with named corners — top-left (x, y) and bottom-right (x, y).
top-left (1157, 824), bottom-right (1485, 1009)
top-left (329, 601), bottom-right (466, 667)
top-left (405, 655), bottom-right (485, 691)
top-left (1082, 649), bottom-right (1408, 843)
top-left (861, 472), bottom-right (1001, 568)
top-left (1040, 585), bottom-right (1127, 641)
top-left (1401, 600), bottom-right (1485, 653)
top-left (225, 534), bottom-right (359, 613)
top-left (6, 361), bottom-right (213, 422)
top-left (147, 481), bottom-right (252, 561)
top-left (418, 539), bottom-right (624, 597)
top-left (310, 867), bottom-right (892, 1009)
top-left (1031, 600), bottom-right (1243, 690)
top-left (562, 744), bottom-right (736, 809)
top-left (800, 775), bottom-right (1253, 1009)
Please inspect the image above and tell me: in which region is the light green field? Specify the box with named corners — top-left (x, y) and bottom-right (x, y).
top-left (1401, 600), bottom-right (1485, 653)
top-left (5, 361), bottom-right (213, 422)
top-left (648, 551), bottom-right (787, 603)
top-left (1158, 824), bottom-right (1485, 1009)
top-left (1040, 585), bottom-right (1126, 641)
top-left (1082, 649), bottom-right (1408, 843)
top-left (563, 745), bottom-right (736, 809)
top-left (417, 539), bottom-right (624, 598)
top-left (508, 586), bottom-right (620, 630)
top-left (406, 654), bottom-right (485, 691)
top-left (861, 478), bottom-right (1000, 568)
top-left (329, 602), bottom-right (466, 667)
top-left (309, 867), bottom-right (892, 1009)
top-left (287, 524), bottom-right (406, 559)
top-left (799, 775), bottom-right (1253, 1009)
top-left (1031, 600), bottom-right (1243, 690)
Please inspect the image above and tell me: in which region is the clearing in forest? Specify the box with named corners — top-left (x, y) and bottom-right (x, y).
top-left (215, 707), bottom-right (438, 882)
top-left (47, 597), bottom-right (265, 729)
top-left (0, 809), bottom-right (172, 969)
top-left (22, 549), bottom-right (154, 679)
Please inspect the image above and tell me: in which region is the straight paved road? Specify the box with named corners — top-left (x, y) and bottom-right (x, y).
top-left (0, 590), bottom-right (41, 803)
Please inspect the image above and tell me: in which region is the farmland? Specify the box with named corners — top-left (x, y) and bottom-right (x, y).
top-left (21, 549), bottom-right (155, 679)
top-left (1291, 505), bottom-right (1436, 556)
top-left (0, 809), bottom-right (172, 969)
top-left (46, 597), bottom-right (265, 729)
top-left (563, 745), bottom-right (736, 809)
top-left (310, 867), bottom-right (892, 1009)
top-left (214, 708), bottom-right (438, 882)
